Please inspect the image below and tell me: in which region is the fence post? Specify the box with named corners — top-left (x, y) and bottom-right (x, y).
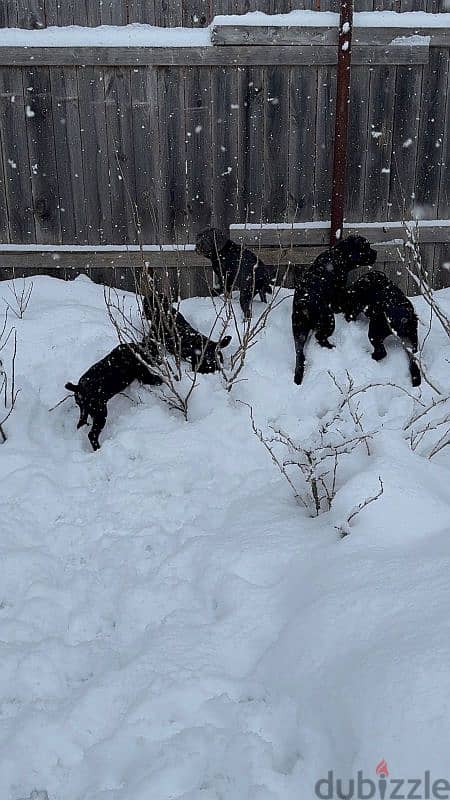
top-left (330, 0), bottom-right (354, 244)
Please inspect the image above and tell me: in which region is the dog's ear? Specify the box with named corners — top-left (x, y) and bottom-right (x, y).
top-left (65, 382), bottom-right (78, 392)
top-left (219, 335), bottom-right (232, 349)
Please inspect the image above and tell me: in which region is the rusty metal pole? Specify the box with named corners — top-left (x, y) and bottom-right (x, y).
top-left (330, 0), bottom-right (354, 245)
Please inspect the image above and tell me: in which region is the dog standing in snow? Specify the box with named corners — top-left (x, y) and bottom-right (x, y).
top-left (342, 270), bottom-right (421, 387)
top-left (195, 227), bottom-right (275, 319)
top-left (65, 343), bottom-right (163, 451)
top-left (291, 235), bottom-right (378, 385)
top-left (142, 291), bottom-right (232, 374)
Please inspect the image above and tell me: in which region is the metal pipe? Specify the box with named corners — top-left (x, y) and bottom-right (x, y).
top-left (330, 0), bottom-right (354, 245)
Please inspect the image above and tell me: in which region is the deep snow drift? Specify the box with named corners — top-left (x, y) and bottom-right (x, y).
top-left (1, 275), bottom-right (450, 800)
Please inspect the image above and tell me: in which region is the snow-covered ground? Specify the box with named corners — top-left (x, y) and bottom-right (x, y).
top-left (1, 274), bottom-right (450, 800)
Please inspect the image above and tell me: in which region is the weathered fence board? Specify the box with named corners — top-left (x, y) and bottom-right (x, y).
top-left (77, 66), bottom-right (113, 244)
top-left (23, 66), bottom-right (62, 244)
top-left (0, 44), bottom-right (431, 67)
top-left (288, 65), bottom-right (317, 222)
top-left (0, 67), bottom-right (35, 242)
top-left (50, 66), bottom-right (88, 243)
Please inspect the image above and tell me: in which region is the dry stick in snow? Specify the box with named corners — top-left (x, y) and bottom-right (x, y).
top-left (0, 313), bottom-right (19, 443)
top-left (5, 275), bottom-right (33, 320)
top-left (336, 477), bottom-right (384, 538)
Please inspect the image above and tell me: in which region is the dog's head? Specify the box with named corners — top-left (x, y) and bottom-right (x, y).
top-left (333, 235), bottom-right (377, 271)
top-left (192, 334), bottom-right (232, 373)
top-left (195, 228), bottom-right (229, 259)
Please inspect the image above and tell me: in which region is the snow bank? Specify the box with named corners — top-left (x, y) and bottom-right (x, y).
top-left (213, 9), bottom-right (450, 27)
top-left (0, 23), bottom-right (211, 48)
top-left (1, 274), bottom-right (450, 799)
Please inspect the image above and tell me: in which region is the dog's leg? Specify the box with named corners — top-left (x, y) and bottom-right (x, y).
top-left (77, 407), bottom-right (89, 429)
top-left (293, 330), bottom-right (309, 385)
top-left (368, 313), bottom-right (389, 361)
top-left (315, 310), bottom-right (335, 349)
top-left (239, 282), bottom-right (253, 320)
top-left (88, 405), bottom-right (107, 451)
top-left (401, 331), bottom-right (421, 387)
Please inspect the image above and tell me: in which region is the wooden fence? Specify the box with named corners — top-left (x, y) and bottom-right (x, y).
top-left (0, 5), bottom-right (449, 295)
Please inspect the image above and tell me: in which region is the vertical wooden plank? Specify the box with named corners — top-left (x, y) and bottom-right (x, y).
top-left (57, 1), bottom-right (74, 25)
top-left (363, 65), bottom-right (396, 222)
top-left (0, 126), bottom-right (10, 243)
top-left (157, 67), bottom-right (187, 244)
top-left (50, 67), bottom-right (88, 244)
top-left (0, 69), bottom-right (35, 243)
top-left (72, 1), bottom-right (101, 26)
top-left (16, 0), bottom-right (45, 28)
top-left (23, 67), bottom-right (62, 244)
top-left (77, 66), bottom-right (113, 244)
top-left (101, 0), bottom-right (127, 25)
top-left (288, 67), bottom-right (317, 223)
top-left (182, 0), bottom-right (211, 26)
top-left (130, 66), bottom-right (162, 242)
top-left (345, 66), bottom-right (371, 222)
top-left (104, 67), bottom-right (137, 244)
top-left (240, 67), bottom-right (266, 224)
top-left (127, 0), bottom-right (156, 23)
top-left (211, 66), bottom-right (240, 229)
top-left (154, 0), bottom-right (183, 26)
top-left (3, 2), bottom-right (19, 26)
top-left (43, 0), bottom-right (60, 26)
top-left (314, 66), bottom-right (336, 221)
top-left (415, 49), bottom-right (448, 218)
top-left (264, 65), bottom-right (290, 222)
top-left (388, 65), bottom-right (423, 221)
top-left (185, 66), bottom-right (213, 239)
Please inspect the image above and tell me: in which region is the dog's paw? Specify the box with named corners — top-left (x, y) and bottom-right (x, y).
top-left (318, 340), bottom-right (335, 350)
top-left (371, 350), bottom-right (386, 362)
top-left (294, 371), bottom-right (304, 385)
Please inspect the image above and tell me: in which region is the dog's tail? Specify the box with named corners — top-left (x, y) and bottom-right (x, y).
top-left (65, 382), bottom-right (78, 392)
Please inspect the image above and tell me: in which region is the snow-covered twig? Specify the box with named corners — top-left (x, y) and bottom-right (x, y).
top-left (336, 477), bottom-right (384, 538)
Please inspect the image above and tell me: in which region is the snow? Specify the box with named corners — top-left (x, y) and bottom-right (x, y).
top-left (0, 23), bottom-right (211, 48)
top-left (1, 274), bottom-right (450, 799)
top-left (213, 9), bottom-right (450, 28)
top-left (1, 10), bottom-right (448, 49)
top-left (231, 219), bottom-right (450, 230)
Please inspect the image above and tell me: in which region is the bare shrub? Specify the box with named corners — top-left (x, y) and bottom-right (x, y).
top-left (0, 309), bottom-right (19, 443)
top-left (242, 373), bottom-right (383, 518)
top-left (5, 275), bottom-right (33, 320)
top-left (399, 223), bottom-right (450, 458)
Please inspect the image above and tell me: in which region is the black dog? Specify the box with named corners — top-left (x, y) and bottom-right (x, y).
top-left (343, 270), bottom-right (421, 387)
top-left (65, 343), bottom-right (163, 451)
top-left (195, 227), bottom-right (274, 319)
top-left (142, 291), bottom-right (232, 374)
top-left (292, 235), bottom-right (378, 385)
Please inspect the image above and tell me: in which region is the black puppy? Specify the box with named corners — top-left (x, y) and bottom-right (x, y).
top-left (195, 227), bottom-right (274, 319)
top-left (65, 342), bottom-right (163, 451)
top-left (343, 270), bottom-right (421, 387)
top-left (292, 235), bottom-right (377, 385)
top-left (142, 291), bottom-right (232, 374)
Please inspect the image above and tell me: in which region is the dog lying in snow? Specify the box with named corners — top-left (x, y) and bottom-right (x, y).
top-left (195, 227), bottom-right (275, 319)
top-left (142, 291), bottom-right (232, 374)
top-left (342, 270), bottom-right (421, 387)
top-left (291, 235), bottom-right (378, 385)
top-left (65, 343), bottom-right (163, 451)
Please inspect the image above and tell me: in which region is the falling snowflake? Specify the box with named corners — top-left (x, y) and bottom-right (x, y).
top-left (25, 105), bottom-right (35, 118)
